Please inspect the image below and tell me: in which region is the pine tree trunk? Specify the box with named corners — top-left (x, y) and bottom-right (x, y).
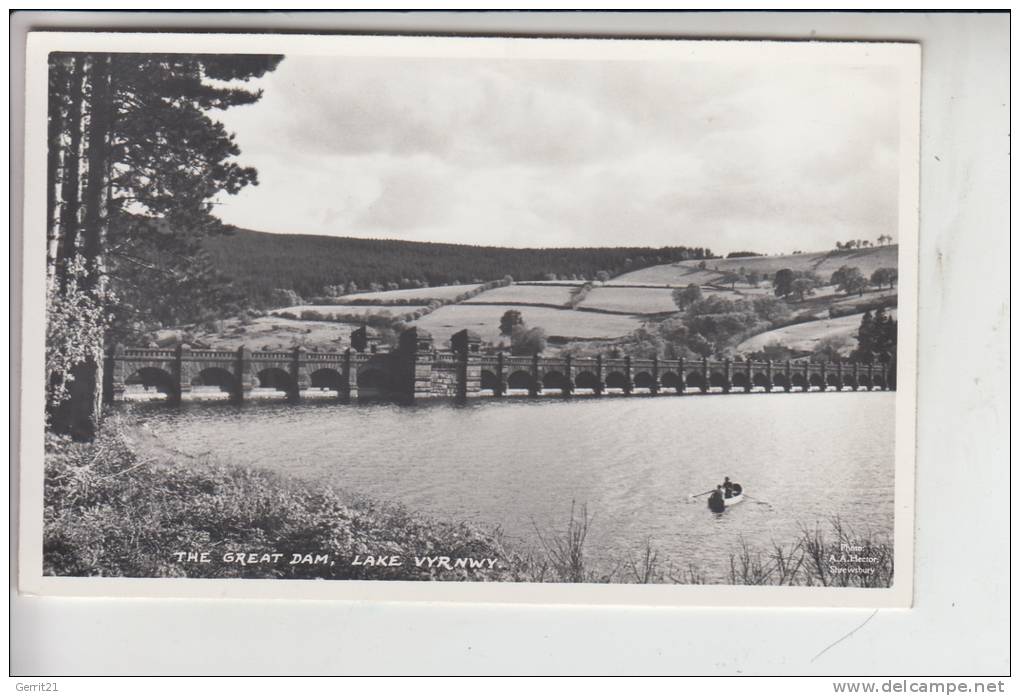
top-left (46, 56), bottom-right (86, 436)
top-left (82, 55), bottom-right (111, 264)
top-left (68, 55), bottom-right (113, 441)
top-left (46, 57), bottom-right (69, 274)
top-left (55, 56), bottom-right (85, 289)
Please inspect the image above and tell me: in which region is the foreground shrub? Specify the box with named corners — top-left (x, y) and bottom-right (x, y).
top-left (43, 420), bottom-right (525, 581)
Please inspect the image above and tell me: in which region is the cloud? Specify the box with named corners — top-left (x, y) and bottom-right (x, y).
top-left (214, 54), bottom-right (902, 253)
top-left (354, 157), bottom-right (456, 231)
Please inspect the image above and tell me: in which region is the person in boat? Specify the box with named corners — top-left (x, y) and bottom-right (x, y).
top-left (707, 486), bottom-right (724, 510)
top-left (722, 477), bottom-right (733, 499)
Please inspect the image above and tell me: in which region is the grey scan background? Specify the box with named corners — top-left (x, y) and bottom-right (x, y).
top-left (10, 11), bottom-right (1009, 675)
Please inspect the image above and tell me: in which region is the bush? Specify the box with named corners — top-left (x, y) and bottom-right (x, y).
top-left (567, 283), bottom-right (593, 309)
top-left (672, 283), bottom-right (702, 311)
top-left (43, 420), bottom-right (524, 581)
top-left (269, 288), bottom-right (304, 308)
top-left (829, 295), bottom-right (897, 319)
top-left (511, 325), bottom-right (547, 356)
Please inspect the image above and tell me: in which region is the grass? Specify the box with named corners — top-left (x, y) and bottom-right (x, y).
top-left (461, 284), bottom-right (576, 306)
top-left (410, 304), bottom-right (646, 343)
top-left (736, 310), bottom-right (898, 354)
top-left (330, 284), bottom-right (484, 303)
top-left (43, 418), bottom-right (527, 581)
top-left (43, 418), bottom-right (894, 588)
top-left (616, 246), bottom-right (898, 286)
top-left (156, 315), bottom-right (357, 352)
top-left (736, 313), bottom-right (870, 354)
top-left (272, 304), bottom-right (431, 317)
top-left (611, 265), bottom-right (725, 286)
top-left (578, 286), bottom-right (679, 314)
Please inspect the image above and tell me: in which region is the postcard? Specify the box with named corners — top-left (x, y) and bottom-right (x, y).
top-left (17, 32), bottom-right (920, 606)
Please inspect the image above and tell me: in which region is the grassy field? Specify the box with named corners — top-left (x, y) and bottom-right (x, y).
top-left (578, 286), bottom-right (678, 314)
top-left (735, 311), bottom-right (896, 354)
top-left (610, 265), bottom-right (724, 286)
top-left (826, 288), bottom-right (897, 309)
top-left (330, 284), bottom-right (483, 303)
top-left (462, 284), bottom-right (576, 306)
top-left (615, 245), bottom-right (898, 286)
top-left (162, 244), bottom-right (900, 356)
top-left (271, 304), bottom-right (430, 318)
top-left (157, 316), bottom-right (356, 352)
top-left (410, 304), bottom-right (646, 343)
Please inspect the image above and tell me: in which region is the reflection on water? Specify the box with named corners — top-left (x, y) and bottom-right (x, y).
top-left (128, 392), bottom-right (895, 580)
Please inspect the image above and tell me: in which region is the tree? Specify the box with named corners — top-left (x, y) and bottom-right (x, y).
top-left (672, 283), bottom-right (703, 311)
top-left (270, 288), bottom-right (304, 308)
top-left (751, 296), bottom-right (791, 324)
top-left (682, 295), bottom-right (763, 357)
top-left (851, 308), bottom-right (897, 364)
top-left (773, 268), bottom-right (795, 298)
top-left (720, 270), bottom-right (743, 289)
top-left (747, 341), bottom-right (794, 362)
top-left (511, 325), bottom-right (547, 356)
top-left (45, 52), bottom-right (284, 438)
top-left (499, 309), bottom-right (524, 337)
top-left (831, 265), bottom-right (867, 296)
top-left (812, 335), bottom-right (852, 362)
top-left (870, 267), bottom-right (898, 289)
top-left (595, 270), bottom-right (611, 283)
top-left (790, 277), bottom-right (817, 302)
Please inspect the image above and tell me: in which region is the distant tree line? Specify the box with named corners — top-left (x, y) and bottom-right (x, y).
top-left (835, 235), bottom-right (894, 250)
top-left (770, 265), bottom-right (897, 301)
top-left (201, 227), bottom-right (713, 307)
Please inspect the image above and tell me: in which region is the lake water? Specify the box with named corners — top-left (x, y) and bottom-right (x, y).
top-left (128, 392), bottom-right (895, 581)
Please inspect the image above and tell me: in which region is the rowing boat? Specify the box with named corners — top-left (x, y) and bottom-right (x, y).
top-left (707, 484), bottom-right (744, 512)
top-left (724, 492), bottom-right (744, 507)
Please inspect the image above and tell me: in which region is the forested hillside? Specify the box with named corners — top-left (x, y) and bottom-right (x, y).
top-left (201, 227), bottom-right (712, 307)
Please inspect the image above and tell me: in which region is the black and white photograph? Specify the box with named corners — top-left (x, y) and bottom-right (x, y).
top-left (19, 33), bottom-right (919, 605)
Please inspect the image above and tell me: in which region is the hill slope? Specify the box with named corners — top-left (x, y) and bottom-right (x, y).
top-left (614, 245), bottom-right (898, 286)
top-left (201, 227), bottom-right (711, 307)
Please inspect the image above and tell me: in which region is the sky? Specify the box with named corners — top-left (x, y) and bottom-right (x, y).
top-left (213, 54), bottom-right (901, 254)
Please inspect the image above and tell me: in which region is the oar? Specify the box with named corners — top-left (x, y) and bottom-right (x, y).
top-left (688, 489), bottom-right (715, 500)
top-left (742, 494), bottom-right (773, 508)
